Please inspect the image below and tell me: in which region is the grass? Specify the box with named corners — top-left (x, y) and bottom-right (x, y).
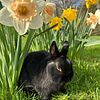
top-left (51, 43), bottom-right (100, 100)
top-left (52, 36), bottom-right (100, 100)
top-left (20, 37), bottom-right (100, 100)
top-left (1, 36), bottom-right (100, 100)
top-left (54, 46), bottom-right (100, 100)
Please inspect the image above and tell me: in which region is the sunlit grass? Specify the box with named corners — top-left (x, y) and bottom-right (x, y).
top-left (20, 36), bottom-right (100, 100)
top-left (51, 37), bottom-right (100, 100)
top-left (53, 59), bottom-right (100, 100)
top-left (0, 36), bottom-right (100, 100)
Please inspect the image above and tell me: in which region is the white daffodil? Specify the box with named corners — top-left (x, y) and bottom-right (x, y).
top-left (0, 0), bottom-right (45, 35)
top-left (87, 13), bottom-right (98, 29)
top-left (95, 9), bottom-right (100, 24)
top-left (42, 0), bottom-right (56, 23)
top-left (87, 9), bottom-right (100, 29)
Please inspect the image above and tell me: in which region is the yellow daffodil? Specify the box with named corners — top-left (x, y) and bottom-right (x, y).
top-left (85, 0), bottom-right (97, 8)
top-left (87, 9), bottom-right (100, 29)
top-left (43, 2), bottom-right (56, 23)
top-left (49, 17), bottom-right (63, 31)
top-left (0, 0), bottom-right (45, 35)
top-left (62, 7), bottom-right (77, 23)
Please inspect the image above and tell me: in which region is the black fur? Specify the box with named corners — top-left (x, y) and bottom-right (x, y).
top-left (18, 41), bottom-right (73, 100)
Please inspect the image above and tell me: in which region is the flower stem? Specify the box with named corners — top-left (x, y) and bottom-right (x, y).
top-left (32, 23), bottom-right (58, 39)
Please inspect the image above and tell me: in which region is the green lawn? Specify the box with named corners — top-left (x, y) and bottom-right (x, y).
top-left (0, 36), bottom-right (100, 100)
top-left (17, 36), bottom-right (100, 100)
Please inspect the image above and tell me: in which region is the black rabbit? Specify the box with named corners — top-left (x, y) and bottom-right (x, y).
top-left (18, 41), bottom-right (73, 100)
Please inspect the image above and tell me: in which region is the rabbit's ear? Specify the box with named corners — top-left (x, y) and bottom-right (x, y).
top-left (50, 41), bottom-right (59, 59)
top-left (60, 41), bottom-right (69, 58)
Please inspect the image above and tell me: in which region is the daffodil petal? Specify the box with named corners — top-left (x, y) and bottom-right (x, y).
top-left (43, 15), bottom-right (52, 23)
top-left (13, 19), bottom-right (30, 35)
top-left (95, 9), bottom-right (100, 24)
top-left (29, 15), bottom-right (43, 29)
top-left (0, 0), bottom-right (13, 6)
top-left (90, 23), bottom-right (97, 29)
top-left (0, 7), bottom-right (13, 26)
top-left (95, 9), bottom-right (100, 17)
top-left (50, 0), bottom-right (63, 17)
top-left (36, 0), bottom-right (45, 13)
top-left (98, 19), bottom-right (100, 24)
top-left (43, 3), bottom-right (56, 23)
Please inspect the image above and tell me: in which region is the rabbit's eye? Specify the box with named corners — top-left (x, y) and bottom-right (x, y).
top-left (56, 62), bottom-right (62, 72)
